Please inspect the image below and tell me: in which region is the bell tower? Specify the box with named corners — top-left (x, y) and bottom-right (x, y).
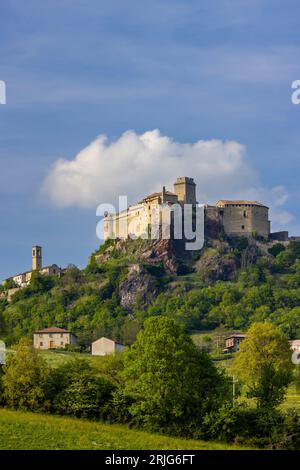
top-left (32, 245), bottom-right (42, 271)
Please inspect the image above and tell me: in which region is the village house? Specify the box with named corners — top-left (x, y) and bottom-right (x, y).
top-left (289, 339), bottom-right (300, 352)
top-left (91, 337), bottom-right (125, 356)
top-left (33, 327), bottom-right (77, 350)
top-left (224, 333), bottom-right (247, 353)
top-left (4, 245), bottom-right (61, 288)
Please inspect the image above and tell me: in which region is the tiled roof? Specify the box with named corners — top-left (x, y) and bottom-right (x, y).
top-left (34, 327), bottom-right (71, 334)
top-left (143, 190), bottom-right (177, 201)
top-left (225, 333), bottom-right (247, 339)
top-left (217, 200), bottom-right (268, 208)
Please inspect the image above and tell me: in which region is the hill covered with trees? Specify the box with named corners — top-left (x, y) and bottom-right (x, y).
top-left (1, 236), bottom-right (300, 346)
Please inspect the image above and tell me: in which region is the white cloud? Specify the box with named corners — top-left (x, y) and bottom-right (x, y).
top-left (42, 129), bottom-right (293, 231)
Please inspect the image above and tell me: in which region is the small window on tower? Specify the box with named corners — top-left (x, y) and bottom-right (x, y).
top-left (33, 250), bottom-right (35, 256)
top-left (241, 225), bottom-right (245, 230)
top-left (243, 211), bottom-right (247, 218)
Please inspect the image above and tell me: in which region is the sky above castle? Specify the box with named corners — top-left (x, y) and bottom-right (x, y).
top-left (1, 0), bottom-right (300, 279)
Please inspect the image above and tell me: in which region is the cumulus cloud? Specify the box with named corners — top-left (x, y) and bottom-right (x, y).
top-left (42, 129), bottom-right (293, 230)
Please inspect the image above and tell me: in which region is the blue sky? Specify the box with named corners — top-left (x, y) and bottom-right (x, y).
top-left (1, 0), bottom-right (300, 280)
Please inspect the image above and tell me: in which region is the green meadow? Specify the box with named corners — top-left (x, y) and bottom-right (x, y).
top-left (0, 409), bottom-right (251, 450)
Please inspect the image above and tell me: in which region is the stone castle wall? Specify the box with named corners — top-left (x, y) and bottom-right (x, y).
top-left (219, 205), bottom-right (270, 238)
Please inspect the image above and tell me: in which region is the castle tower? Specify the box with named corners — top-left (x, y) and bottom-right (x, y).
top-left (32, 245), bottom-right (42, 271)
top-left (173, 177), bottom-right (196, 204)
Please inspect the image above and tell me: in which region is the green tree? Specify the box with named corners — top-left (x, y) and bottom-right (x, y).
top-left (295, 365), bottom-right (300, 394)
top-left (2, 279), bottom-right (18, 290)
top-left (47, 358), bottom-right (115, 418)
top-left (3, 338), bottom-right (49, 410)
top-left (232, 322), bottom-right (294, 409)
top-left (123, 316), bottom-right (230, 434)
top-left (268, 243), bottom-right (286, 258)
top-left (0, 364), bottom-right (4, 405)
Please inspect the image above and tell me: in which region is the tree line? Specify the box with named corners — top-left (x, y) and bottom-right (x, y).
top-left (0, 317), bottom-right (299, 449)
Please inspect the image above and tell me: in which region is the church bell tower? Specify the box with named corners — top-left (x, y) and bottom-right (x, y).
top-left (32, 245), bottom-right (42, 271)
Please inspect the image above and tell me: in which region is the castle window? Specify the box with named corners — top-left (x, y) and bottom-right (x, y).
top-left (40, 342), bottom-right (43, 347)
top-left (241, 225), bottom-right (245, 230)
top-left (243, 211), bottom-right (247, 218)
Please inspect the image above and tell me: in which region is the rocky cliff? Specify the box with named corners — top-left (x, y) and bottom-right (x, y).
top-left (92, 235), bottom-right (266, 311)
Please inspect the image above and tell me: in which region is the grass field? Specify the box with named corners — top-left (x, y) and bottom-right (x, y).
top-left (0, 409), bottom-right (250, 450)
top-left (39, 349), bottom-right (101, 368)
top-left (281, 384), bottom-right (300, 412)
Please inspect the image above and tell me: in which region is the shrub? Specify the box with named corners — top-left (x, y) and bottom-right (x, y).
top-left (203, 404), bottom-right (300, 449)
top-left (0, 365), bottom-right (4, 406)
top-left (274, 409), bottom-right (300, 450)
top-left (105, 388), bottom-right (134, 424)
top-left (47, 358), bottom-right (115, 419)
top-left (3, 338), bottom-right (49, 411)
top-left (268, 243), bottom-right (286, 257)
top-left (142, 262), bottom-right (165, 278)
top-left (54, 373), bottom-right (114, 419)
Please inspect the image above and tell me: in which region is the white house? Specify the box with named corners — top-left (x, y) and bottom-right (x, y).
top-left (91, 337), bottom-right (125, 356)
top-left (289, 339), bottom-right (300, 352)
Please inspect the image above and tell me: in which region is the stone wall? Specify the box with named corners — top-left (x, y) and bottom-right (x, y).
top-left (219, 204), bottom-right (270, 238)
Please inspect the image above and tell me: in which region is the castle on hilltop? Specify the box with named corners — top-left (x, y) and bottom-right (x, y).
top-left (104, 176), bottom-right (272, 241)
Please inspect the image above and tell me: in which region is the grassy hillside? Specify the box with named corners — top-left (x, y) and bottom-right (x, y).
top-left (0, 409), bottom-right (251, 450)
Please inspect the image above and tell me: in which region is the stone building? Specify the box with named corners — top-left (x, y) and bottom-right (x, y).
top-left (91, 337), bottom-right (125, 356)
top-left (34, 327), bottom-right (77, 350)
top-left (224, 333), bottom-right (247, 353)
top-left (5, 245), bottom-right (61, 288)
top-left (104, 177), bottom-right (197, 241)
top-left (216, 200), bottom-right (271, 239)
top-left (289, 339), bottom-right (300, 352)
top-left (104, 176), bottom-right (271, 242)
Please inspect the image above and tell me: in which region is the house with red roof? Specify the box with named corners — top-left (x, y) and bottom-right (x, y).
top-left (33, 327), bottom-right (77, 350)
